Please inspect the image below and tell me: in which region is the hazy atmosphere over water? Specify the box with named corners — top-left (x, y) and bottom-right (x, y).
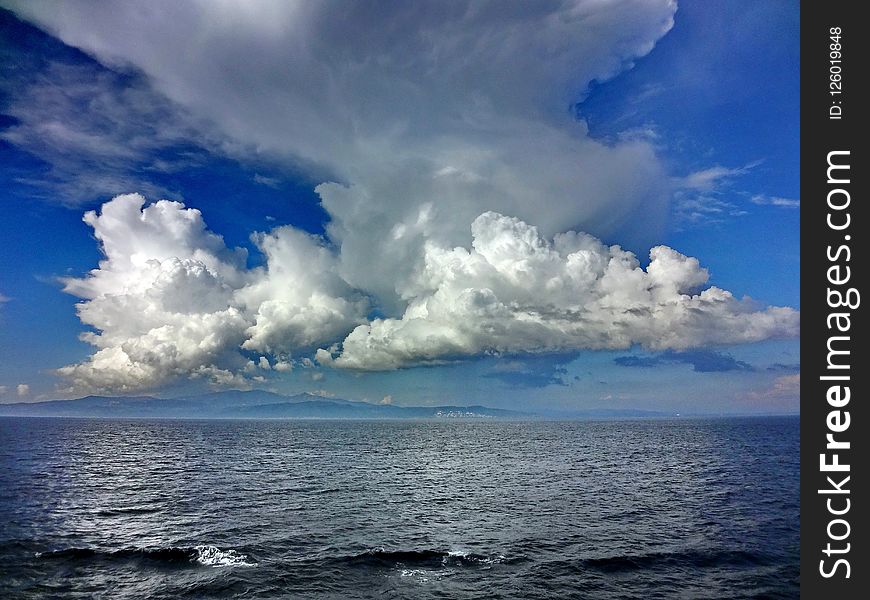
top-left (0, 1), bottom-right (799, 414)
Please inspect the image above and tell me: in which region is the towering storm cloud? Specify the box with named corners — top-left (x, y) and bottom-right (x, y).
top-left (5, 0), bottom-right (800, 393)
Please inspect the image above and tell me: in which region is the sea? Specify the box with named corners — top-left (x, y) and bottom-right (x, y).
top-left (0, 417), bottom-right (799, 599)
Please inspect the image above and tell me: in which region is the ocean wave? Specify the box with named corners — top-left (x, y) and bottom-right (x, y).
top-left (399, 568), bottom-right (434, 582)
top-left (36, 545), bottom-right (256, 568)
top-left (345, 547), bottom-right (513, 569)
top-left (445, 549), bottom-right (509, 565)
top-left (192, 545), bottom-right (255, 567)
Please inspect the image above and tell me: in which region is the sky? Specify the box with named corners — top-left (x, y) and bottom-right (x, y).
top-left (0, 1), bottom-right (799, 414)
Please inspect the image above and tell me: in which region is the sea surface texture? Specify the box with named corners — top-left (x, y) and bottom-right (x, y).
top-left (0, 417), bottom-right (799, 599)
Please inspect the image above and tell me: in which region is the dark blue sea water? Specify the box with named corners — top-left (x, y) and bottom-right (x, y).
top-left (0, 417), bottom-right (799, 599)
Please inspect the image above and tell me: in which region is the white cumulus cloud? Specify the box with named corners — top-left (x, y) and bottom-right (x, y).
top-left (58, 196), bottom-right (798, 389)
top-left (57, 194), bottom-right (367, 393)
top-left (318, 213), bottom-right (799, 370)
top-left (238, 226), bottom-right (368, 355)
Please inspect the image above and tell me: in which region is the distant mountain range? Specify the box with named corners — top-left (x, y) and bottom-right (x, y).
top-left (0, 390), bottom-right (678, 420)
top-left (0, 390), bottom-right (536, 419)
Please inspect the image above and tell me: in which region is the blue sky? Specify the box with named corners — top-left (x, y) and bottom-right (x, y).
top-left (0, 1), bottom-right (799, 413)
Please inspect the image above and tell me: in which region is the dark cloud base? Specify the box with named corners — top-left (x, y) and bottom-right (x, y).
top-left (614, 350), bottom-right (755, 373)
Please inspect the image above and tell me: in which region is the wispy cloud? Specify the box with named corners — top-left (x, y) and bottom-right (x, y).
top-left (670, 163), bottom-right (755, 228)
top-left (1, 40), bottom-right (216, 204)
top-left (670, 161), bottom-right (799, 228)
top-left (674, 161), bottom-right (761, 192)
top-left (253, 173), bottom-right (281, 188)
top-left (750, 194), bottom-right (800, 208)
top-left (672, 193), bottom-right (747, 228)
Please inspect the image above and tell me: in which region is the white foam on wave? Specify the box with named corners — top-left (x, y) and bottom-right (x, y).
top-left (478, 553), bottom-right (507, 565)
top-left (193, 545), bottom-right (256, 567)
top-left (399, 568), bottom-right (432, 582)
top-left (446, 549), bottom-right (507, 565)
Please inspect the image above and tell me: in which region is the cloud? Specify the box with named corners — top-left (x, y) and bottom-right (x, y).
top-left (253, 174), bottom-right (281, 188)
top-left (274, 360), bottom-right (293, 373)
top-left (669, 162), bottom-right (763, 228)
top-left (56, 195), bottom-right (798, 390)
top-left (672, 194), bottom-right (747, 228)
top-left (483, 354), bottom-right (575, 388)
top-left (317, 212), bottom-right (798, 370)
top-left (675, 163), bottom-right (758, 192)
top-left (614, 350), bottom-right (754, 372)
top-left (16, 383), bottom-right (29, 396)
top-left (670, 164), bottom-right (798, 229)
top-left (767, 362), bottom-right (800, 372)
top-left (57, 193), bottom-right (367, 394)
top-left (237, 226), bottom-right (368, 355)
top-left (8, 0), bottom-right (680, 307)
top-left (0, 49), bottom-right (212, 204)
top-left (671, 189), bottom-right (798, 229)
top-left (750, 194), bottom-right (800, 208)
top-left (5, 2), bottom-right (802, 391)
